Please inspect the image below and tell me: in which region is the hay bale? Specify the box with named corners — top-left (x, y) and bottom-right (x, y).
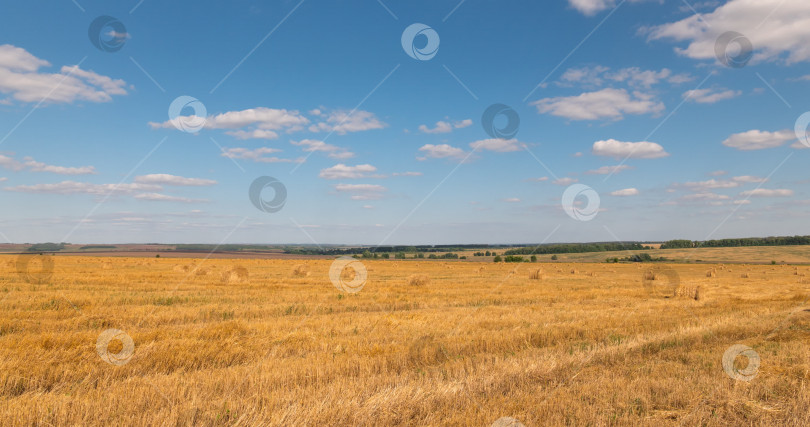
top-left (291, 264), bottom-right (310, 277)
top-left (529, 269), bottom-right (544, 280)
top-left (570, 269), bottom-right (578, 274)
top-left (706, 270), bottom-right (716, 278)
top-left (643, 270), bottom-right (656, 280)
top-left (675, 285), bottom-right (701, 300)
top-left (408, 275), bottom-right (430, 286)
top-left (173, 264), bottom-right (190, 273)
top-left (221, 266), bottom-right (249, 284)
top-left (101, 262), bottom-right (113, 270)
top-left (741, 273), bottom-right (749, 279)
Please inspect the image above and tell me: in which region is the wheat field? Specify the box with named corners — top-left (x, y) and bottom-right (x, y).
top-left (1, 255), bottom-right (809, 426)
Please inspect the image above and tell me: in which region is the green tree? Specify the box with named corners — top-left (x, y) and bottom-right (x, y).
top-left (551, 255), bottom-right (558, 260)
top-left (530, 255), bottom-right (537, 262)
top-left (493, 255), bottom-right (502, 263)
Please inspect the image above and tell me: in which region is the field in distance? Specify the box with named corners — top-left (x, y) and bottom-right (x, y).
top-left (1, 255), bottom-right (809, 425)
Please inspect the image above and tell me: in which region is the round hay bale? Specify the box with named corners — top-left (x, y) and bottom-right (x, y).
top-left (408, 274), bottom-right (430, 286)
top-left (222, 266), bottom-right (249, 284)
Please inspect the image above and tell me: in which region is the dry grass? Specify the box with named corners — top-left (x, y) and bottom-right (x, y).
top-left (0, 256), bottom-right (808, 425)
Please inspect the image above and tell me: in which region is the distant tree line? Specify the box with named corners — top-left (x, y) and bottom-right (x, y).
top-left (503, 242), bottom-right (645, 256)
top-left (26, 242), bottom-right (67, 252)
top-left (660, 236), bottom-right (810, 249)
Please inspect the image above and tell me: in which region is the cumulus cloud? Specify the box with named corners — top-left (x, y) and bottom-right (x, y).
top-left (0, 45), bottom-right (128, 104)
top-left (392, 171), bottom-right (423, 177)
top-left (319, 164), bottom-right (378, 180)
top-left (739, 188), bottom-right (794, 197)
top-left (532, 88), bottom-right (664, 121)
top-left (417, 144), bottom-right (466, 161)
top-left (592, 139), bottom-right (669, 159)
top-left (149, 107), bottom-right (309, 139)
top-left (722, 130), bottom-right (795, 150)
top-left (683, 87), bottom-right (741, 104)
top-left (469, 138), bottom-right (524, 152)
top-left (219, 147), bottom-right (302, 163)
top-left (3, 181), bottom-right (161, 196)
top-left (418, 119), bottom-right (472, 134)
top-left (309, 110), bottom-right (386, 134)
top-left (647, 0), bottom-right (810, 64)
top-left (0, 154), bottom-right (96, 175)
top-left (503, 198), bottom-right (521, 203)
top-left (291, 139), bottom-right (354, 159)
top-left (134, 174), bottom-right (216, 186)
top-left (610, 188), bottom-right (639, 196)
top-left (553, 177), bottom-right (578, 186)
top-left (558, 66), bottom-right (692, 89)
top-left (585, 165), bottom-right (634, 175)
top-left (334, 183), bottom-right (387, 200)
top-left (133, 193), bottom-right (206, 203)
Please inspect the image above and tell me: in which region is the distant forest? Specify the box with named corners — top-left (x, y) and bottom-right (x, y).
top-left (659, 236), bottom-right (810, 249)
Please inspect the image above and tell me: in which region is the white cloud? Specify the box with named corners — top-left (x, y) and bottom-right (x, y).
top-left (469, 138), bottom-right (524, 152)
top-left (220, 147), bottom-right (301, 163)
top-left (0, 177), bottom-right (7, 182)
top-left (418, 119), bottom-right (472, 134)
top-left (417, 144), bottom-right (466, 161)
top-left (585, 165), bottom-right (634, 175)
top-left (568, 0), bottom-right (619, 15)
top-left (739, 189), bottom-right (794, 197)
top-left (0, 45), bottom-right (128, 104)
top-left (503, 198), bottom-right (521, 203)
top-left (647, 0), bottom-right (810, 64)
top-left (682, 192), bottom-right (730, 201)
top-left (610, 188), bottom-right (639, 196)
top-left (553, 177), bottom-right (578, 186)
top-left (291, 139), bottom-right (354, 159)
top-left (3, 181), bottom-right (162, 196)
top-left (592, 139), bottom-right (670, 159)
top-left (392, 171), bottom-right (422, 177)
top-left (682, 179), bottom-right (740, 191)
top-left (708, 170), bottom-right (727, 176)
top-left (334, 183), bottom-right (387, 200)
top-left (0, 154), bottom-right (96, 175)
top-left (133, 193), bottom-right (206, 203)
top-left (732, 175), bottom-right (768, 183)
top-left (319, 164), bottom-right (378, 180)
top-left (309, 110), bottom-right (386, 134)
top-left (733, 199), bottom-right (751, 205)
top-left (532, 88), bottom-right (664, 121)
top-left (558, 66), bottom-right (692, 89)
top-left (722, 130), bottom-right (795, 150)
top-left (134, 174), bottom-right (216, 186)
top-left (683, 88), bottom-right (741, 104)
top-left (526, 176), bottom-right (549, 182)
top-left (149, 107), bottom-right (310, 138)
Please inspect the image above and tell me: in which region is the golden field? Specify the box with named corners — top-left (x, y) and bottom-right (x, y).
top-left (1, 255), bottom-right (809, 426)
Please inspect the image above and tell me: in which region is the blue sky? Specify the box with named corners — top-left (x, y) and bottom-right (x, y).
top-left (1, 0), bottom-right (809, 245)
